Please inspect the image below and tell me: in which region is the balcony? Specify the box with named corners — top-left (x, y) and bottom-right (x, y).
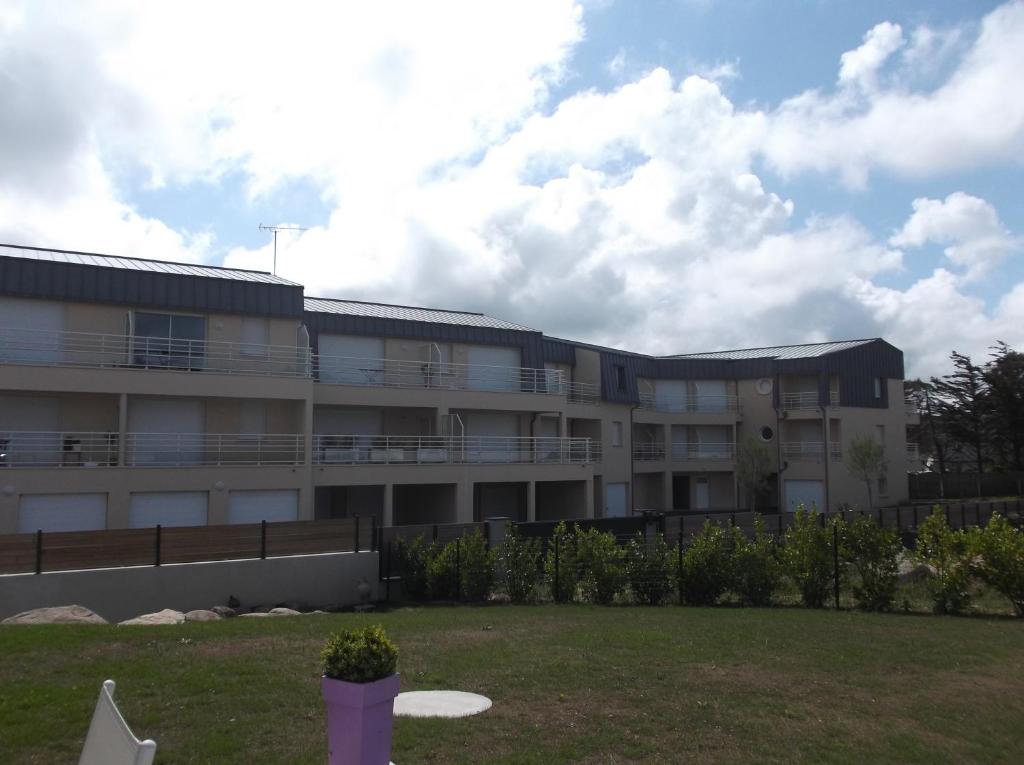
top-left (0, 327), bottom-right (312, 378)
top-left (781, 392), bottom-right (821, 411)
top-left (0, 431), bottom-right (118, 467)
top-left (313, 435), bottom-right (596, 465)
top-left (637, 393), bottom-right (740, 414)
top-left (566, 381), bottom-right (601, 404)
top-left (632, 443), bottom-right (666, 461)
top-left (314, 355), bottom-right (567, 396)
top-left (125, 433), bottom-right (304, 466)
top-left (782, 441), bottom-right (842, 462)
top-left (670, 442), bottom-right (736, 461)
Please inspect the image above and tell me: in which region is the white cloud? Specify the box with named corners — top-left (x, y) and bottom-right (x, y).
top-left (838, 22), bottom-right (904, 90)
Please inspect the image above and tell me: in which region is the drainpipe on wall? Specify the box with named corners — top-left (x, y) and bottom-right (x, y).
top-left (821, 403), bottom-right (831, 513)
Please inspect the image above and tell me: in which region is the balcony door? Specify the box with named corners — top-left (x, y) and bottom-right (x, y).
top-left (654, 380), bottom-right (687, 412)
top-left (0, 297), bottom-right (64, 364)
top-left (318, 335), bottom-right (384, 385)
top-left (466, 345), bottom-right (521, 392)
top-left (128, 398), bottom-right (204, 466)
top-left (132, 312), bottom-right (206, 369)
top-left (695, 380), bottom-right (727, 412)
top-left (0, 395), bottom-right (59, 466)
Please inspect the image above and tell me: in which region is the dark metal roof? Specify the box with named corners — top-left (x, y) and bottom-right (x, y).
top-left (304, 297), bottom-right (536, 331)
top-left (667, 339), bottom-right (877, 361)
top-left (0, 243), bottom-right (299, 286)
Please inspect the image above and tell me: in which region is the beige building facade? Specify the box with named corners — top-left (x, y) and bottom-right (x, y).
top-left (0, 244), bottom-right (917, 533)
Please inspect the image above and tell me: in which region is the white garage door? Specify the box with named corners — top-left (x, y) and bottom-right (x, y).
top-left (318, 335), bottom-right (385, 384)
top-left (786, 480), bottom-right (824, 513)
top-left (128, 398), bottom-right (204, 465)
top-left (466, 345), bottom-right (521, 391)
top-left (129, 492), bottom-right (208, 528)
top-left (18, 493), bottom-right (107, 532)
top-left (228, 489), bottom-right (299, 524)
top-left (654, 380), bottom-right (687, 411)
top-left (605, 483), bottom-right (628, 517)
top-left (0, 297), bottom-right (64, 363)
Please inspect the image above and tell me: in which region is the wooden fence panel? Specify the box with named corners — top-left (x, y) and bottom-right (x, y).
top-left (40, 528), bottom-right (156, 571)
top-left (0, 533), bottom-right (37, 574)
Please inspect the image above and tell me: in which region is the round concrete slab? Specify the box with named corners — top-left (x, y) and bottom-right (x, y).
top-left (393, 690), bottom-right (492, 718)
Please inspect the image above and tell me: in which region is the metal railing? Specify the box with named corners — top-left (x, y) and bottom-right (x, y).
top-left (566, 381), bottom-right (601, 404)
top-left (781, 392), bottom-right (820, 411)
top-left (829, 441), bottom-right (842, 461)
top-left (0, 327), bottom-right (312, 378)
top-left (0, 431), bottom-right (118, 467)
top-left (670, 442), bottom-right (736, 461)
top-left (632, 443), bottom-right (666, 461)
top-left (829, 390), bottom-right (840, 406)
top-left (907, 443), bottom-right (920, 461)
top-left (637, 393), bottom-right (740, 413)
top-left (782, 441), bottom-right (826, 461)
top-left (313, 354), bottom-right (567, 395)
top-left (313, 435), bottom-right (596, 465)
top-left (126, 433), bottom-right (304, 466)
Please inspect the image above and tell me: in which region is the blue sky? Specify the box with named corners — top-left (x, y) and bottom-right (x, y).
top-left (1, 0), bottom-right (1022, 376)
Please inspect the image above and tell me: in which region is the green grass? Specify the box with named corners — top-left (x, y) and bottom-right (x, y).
top-left (1, 606), bottom-right (1023, 764)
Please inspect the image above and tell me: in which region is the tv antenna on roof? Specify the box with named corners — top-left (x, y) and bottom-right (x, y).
top-left (258, 224), bottom-right (309, 275)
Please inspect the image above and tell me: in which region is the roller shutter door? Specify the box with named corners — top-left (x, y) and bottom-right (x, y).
top-left (466, 345), bottom-right (521, 391)
top-left (18, 493), bottom-right (107, 532)
top-left (227, 489), bottom-right (299, 524)
top-left (318, 335), bottom-right (384, 384)
top-left (785, 480), bottom-right (824, 513)
top-left (0, 298), bottom-right (64, 363)
top-left (129, 492), bottom-right (208, 528)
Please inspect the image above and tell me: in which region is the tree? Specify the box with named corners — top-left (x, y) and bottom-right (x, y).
top-left (736, 436), bottom-right (773, 512)
top-left (847, 434), bottom-right (887, 510)
top-left (982, 342), bottom-right (1024, 472)
top-left (930, 351), bottom-right (989, 477)
top-left (905, 378), bottom-right (949, 475)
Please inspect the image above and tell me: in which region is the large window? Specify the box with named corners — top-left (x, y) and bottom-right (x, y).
top-left (133, 312), bottom-right (206, 369)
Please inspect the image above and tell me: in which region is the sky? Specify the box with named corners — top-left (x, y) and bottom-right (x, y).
top-left (1, 0), bottom-right (1022, 378)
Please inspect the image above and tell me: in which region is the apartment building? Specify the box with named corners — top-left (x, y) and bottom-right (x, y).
top-left (0, 244), bottom-right (917, 533)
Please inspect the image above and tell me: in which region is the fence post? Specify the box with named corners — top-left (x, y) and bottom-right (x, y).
top-left (455, 536), bottom-right (461, 602)
top-left (977, 503), bottom-right (983, 526)
top-left (35, 529), bottom-right (42, 575)
top-left (154, 524), bottom-right (162, 567)
top-left (912, 505), bottom-right (918, 529)
top-left (832, 523), bottom-right (840, 610)
top-left (433, 524), bottom-right (439, 543)
top-left (385, 540), bottom-right (392, 602)
top-left (260, 520), bottom-right (267, 559)
top-left (677, 535), bottom-right (684, 606)
top-left (777, 513), bottom-right (783, 536)
top-left (554, 535), bottom-right (560, 602)
top-left (895, 505), bottom-right (901, 532)
top-left (370, 515), bottom-right (377, 553)
top-left (960, 504), bottom-right (966, 529)
top-left (354, 516), bottom-right (360, 553)
top-left (877, 507), bottom-right (883, 527)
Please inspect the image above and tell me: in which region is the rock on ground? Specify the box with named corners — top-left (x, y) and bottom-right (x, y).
top-left (211, 606), bottom-right (237, 618)
top-left (184, 609), bottom-right (222, 622)
top-left (2, 605), bottom-right (107, 625)
top-left (268, 607), bottom-right (302, 616)
top-left (119, 609), bottom-right (185, 626)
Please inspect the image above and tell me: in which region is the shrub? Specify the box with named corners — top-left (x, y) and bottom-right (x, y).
top-left (499, 523), bottom-right (542, 603)
top-left (969, 513), bottom-right (1024, 616)
top-left (458, 529), bottom-right (495, 602)
top-left (681, 522), bottom-right (735, 605)
top-left (732, 515), bottom-right (781, 607)
top-left (544, 521), bottom-right (578, 603)
top-left (575, 526), bottom-right (626, 605)
top-left (780, 507), bottom-right (838, 609)
top-left (426, 539), bottom-right (459, 600)
top-left (840, 514), bottom-right (901, 611)
top-left (321, 625), bottom-right (398, 684)
top-left (625, 533), bottom-right (674, 605)
top-left (393, 534), bottom-right (430, 601)
top-left (914, 509), bottom-right (972, 615)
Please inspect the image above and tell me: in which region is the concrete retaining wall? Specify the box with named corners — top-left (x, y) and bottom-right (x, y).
top-left (0, 551), bottom-right (379, 622)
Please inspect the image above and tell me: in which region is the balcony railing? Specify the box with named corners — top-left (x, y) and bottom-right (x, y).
top-left (313, 435), bottom-right (596, 465)
top-left (781, 392), bottom-right (820, 411)
top-left (566, 381), bottom-right (601, 404)
top-left (632, 443), bottom-right (666, 461)
top-left (670, 442), bottom-right (736, 461)
top-left (126, 433), bottom-right (304, 466)
top-left (637, 393), bottom-right (740, 413)
top-left (0, 431), bottom-right (118, 467)
top-left (0, 327), bottom-right (312, 378)
top-left (313, 355), bottom-right (567, 395)
top-left (782, 441), bottom-right (823, 461)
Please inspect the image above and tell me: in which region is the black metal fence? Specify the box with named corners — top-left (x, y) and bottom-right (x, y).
top-left (909, 471), bottom-right (1024, 500)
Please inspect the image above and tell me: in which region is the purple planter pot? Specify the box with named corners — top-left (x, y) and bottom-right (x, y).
top-left (322, 674), bottom-right (401, 765)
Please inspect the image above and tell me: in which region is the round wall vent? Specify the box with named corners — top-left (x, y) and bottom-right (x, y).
top-left (760, 426), bottom-right (775, 442)
top-left (756, 378), bottom-right (773, 395)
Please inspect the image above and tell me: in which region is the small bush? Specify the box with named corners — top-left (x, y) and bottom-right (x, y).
top-left (426, 539), bottom-right (459, 600)
top-left (321, 625), bottom-right (398, 684)
top-left (544, 521), bottom-right (578, 603)
top-left (625, 533), bottom-right (674, 606)
top-left (575, 526), bottom-right (626, 605)
top-left (841, 514), bottom-right (901, 611)
top-left (499, 524), bottom-right (542, 603)
top-left (914, 509), bottom-right (972, 615)
top-left (393, 535), bottom-right (430, 601)
top-left (732, 515), bottom-right (781, 607)
top-left (780, 507), bottom-right (838, 609)
top-left (681, 522), bottom-right (734, 605)
top-left (459, 529), bottom-right (495, 602)
top-left (969, 513), bottom-right (1024, 616)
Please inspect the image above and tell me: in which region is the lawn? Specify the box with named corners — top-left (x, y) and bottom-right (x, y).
top-left (2, 605), bottom-right (1023, 764)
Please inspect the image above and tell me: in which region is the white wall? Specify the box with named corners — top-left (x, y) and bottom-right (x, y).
top-left (0, 550), bottom-right (379, 622)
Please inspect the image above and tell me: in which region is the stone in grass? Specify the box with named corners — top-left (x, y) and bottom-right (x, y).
top-left (120, 609), bottom-right (185, 626)
top-left (267, 607), bottom-right (302, 616)
top-left (2, 605), bottom-right (108, 625)
top-left (211, 606), bottom-right (237, 618)
top-left (184, 609), bottom-right (222, 622)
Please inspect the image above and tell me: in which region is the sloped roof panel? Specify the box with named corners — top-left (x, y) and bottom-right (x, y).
top-left (304, 297), bottom-right (537, 332)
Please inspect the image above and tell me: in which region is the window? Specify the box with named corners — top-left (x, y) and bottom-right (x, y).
top-left (874, 377), bottom-right (883, 399)
top-left (614, 365), bottom-right (627, 393)
top-left (133, 312), bottom-right (206, 368)
top-left (612, 421), bottom-right (623, 447)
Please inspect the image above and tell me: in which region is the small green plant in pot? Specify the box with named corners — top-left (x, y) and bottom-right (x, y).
top-left (321, 625), bottom-right (399, 765)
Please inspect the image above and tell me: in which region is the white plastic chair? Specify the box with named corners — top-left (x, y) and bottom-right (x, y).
top-left (79, 680), bottom-right (157, 765)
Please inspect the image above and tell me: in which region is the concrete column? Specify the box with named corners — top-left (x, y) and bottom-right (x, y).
top-left (526, 480), bottom-right (536, 521)
top-left (303, 397), bottom-right (314, 467)
top-left (583, 477), bottom-right (594, 519)
top-left (382, 483), bottom-right (394, 526)
top-left (558, 412), bottom-right (568, 438)
top-left (118, 392), bottom-right (128, 467)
